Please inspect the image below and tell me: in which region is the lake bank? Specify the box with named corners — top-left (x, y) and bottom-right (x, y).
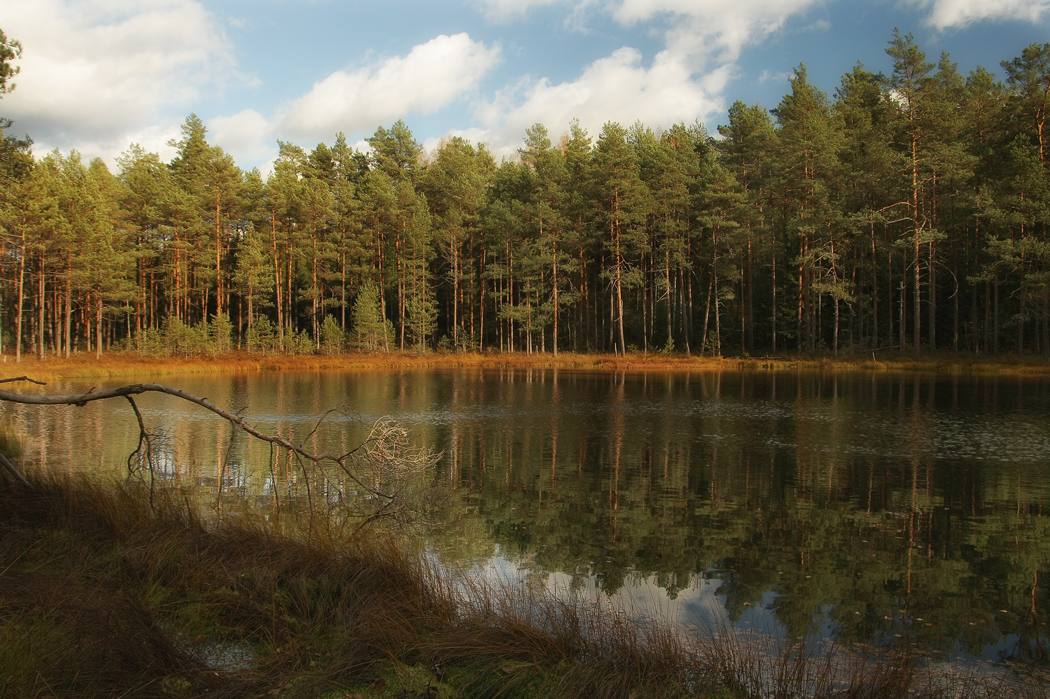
top-left (3, 349), bottom-right (1050, 382)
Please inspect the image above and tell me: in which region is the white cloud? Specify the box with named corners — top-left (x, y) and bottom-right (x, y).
top-left (1, 0), bottom-right (236, 162)
top-left (469, 47), bottom-right (726, 160)
top-left (209, 109), bottom-right (276, 168)
top-left (200, 34), bottom-right (499, 170)
top-left (609, 0), bottom-right (826, 67)
top-left (473, 0), bottom-right (827, 62)
top-left (902, 0), bottom-right (1050, 28)
top-left (274, 33), bottom-right (501, 142)
top-left (758, 69), bottom-right (791, 84)
top-left (439, 0), bottom-right (814, 160)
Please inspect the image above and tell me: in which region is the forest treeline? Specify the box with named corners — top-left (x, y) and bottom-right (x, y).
top-left (1, 30), bottom-right (1049, 360)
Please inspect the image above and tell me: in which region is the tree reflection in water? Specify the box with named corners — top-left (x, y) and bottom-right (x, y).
top-left (4, 368), bottom-right (1050, 668)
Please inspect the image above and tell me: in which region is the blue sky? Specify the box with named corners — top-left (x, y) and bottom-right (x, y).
top-left (2, 0), bottom-right (1048, 174)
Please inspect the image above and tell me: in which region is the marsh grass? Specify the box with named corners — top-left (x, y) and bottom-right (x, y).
top-left (12, 348), bottom-right (1050, 383)
top-left (0, 422), bottom-right (23, 460)
top-left (1, 471), bottom-right (1047, 698)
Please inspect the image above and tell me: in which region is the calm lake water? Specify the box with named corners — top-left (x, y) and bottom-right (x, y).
top-left (5, 368), bottom-right (1050, 668)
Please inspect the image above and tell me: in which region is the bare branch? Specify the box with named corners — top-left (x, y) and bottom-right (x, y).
top-left (0, 382), bottom-right (385, 492)
top-left (124, 395), bottom-right (153, 475)
top-left (0, 379), bottom-right (442, 528)
top-left (123, 395), bottom-right (158, 504)
top-left (0, 376), bottom-right (47, 386)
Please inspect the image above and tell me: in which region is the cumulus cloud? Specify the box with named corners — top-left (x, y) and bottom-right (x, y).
top-left (468, 47), bottom-right (727, 160)
top-left (200, 34), bottom-right (499, 170)
top-left (209, 109), bottom-right (275, 168)
top-left (453, 0), bottom-right (822, 158)
top-left (610, 0), bottom-right (827, 67)
top-left (1, 0), bottom-right (236, 160)
top-left (472, 0), bottom-right (827, 64)
top-left (274, 33), bottom-right (500, 141)
top-left (902, 0), bottom-right (1050, 28)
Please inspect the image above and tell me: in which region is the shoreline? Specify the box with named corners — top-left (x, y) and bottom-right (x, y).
top-left (1, 349), bottom-right (1050, 381)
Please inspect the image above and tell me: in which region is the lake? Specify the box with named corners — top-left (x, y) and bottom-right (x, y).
top-left (4, 367), bottom-right (1050, 670)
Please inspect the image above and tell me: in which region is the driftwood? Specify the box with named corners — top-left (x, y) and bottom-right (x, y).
top-left (0, 377), bottom-right (440, 527)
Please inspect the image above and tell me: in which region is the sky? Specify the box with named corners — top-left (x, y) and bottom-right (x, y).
top-left (1, 0), bottom-right (1048, 175)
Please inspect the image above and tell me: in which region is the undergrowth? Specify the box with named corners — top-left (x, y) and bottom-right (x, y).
top-left (0, 470), bottom-right (1046, 698)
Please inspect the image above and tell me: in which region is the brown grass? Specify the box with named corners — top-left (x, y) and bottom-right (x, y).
top-left (0, 472), bottom-right (456, 698)
top-left (7, 347), bottom-right (1050, 382)
top-left (1, 470), bottom-right (1048, 698)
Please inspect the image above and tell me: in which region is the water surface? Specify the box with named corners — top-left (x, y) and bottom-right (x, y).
top-left (5, 368), bottom-right (1050, 667)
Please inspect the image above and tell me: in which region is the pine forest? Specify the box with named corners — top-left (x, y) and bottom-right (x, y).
top-left (1, 30), bottom-right (1049, 362)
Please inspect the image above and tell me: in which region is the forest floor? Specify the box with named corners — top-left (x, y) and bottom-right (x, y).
top-left (1, 470), bottom-right (1041, 699)
top-left (2, 348), bottom-right (1050, 382)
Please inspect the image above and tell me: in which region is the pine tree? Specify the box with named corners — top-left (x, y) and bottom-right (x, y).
top-left (421, 136), bottom-right (494, 349)
top-left (717, 103), bottom-right (778, 351)
top-left (886, 30), bottom-right (939, 357)
top-left (519, 124), bottom-right (574, 355)
top-left (352, 280), bottom-right (389, 351)
top-left (773, 65), bottom-right (846, 352)
top-left (1002, 43), bottom-right (1050, 167)
top-left (593, 122), bottom-right (649, 354)
top-left (835, 64), bottom-right (896, 350)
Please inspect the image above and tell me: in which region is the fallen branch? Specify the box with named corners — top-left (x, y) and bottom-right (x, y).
top-left (0, 379), bottom-right (440, 525)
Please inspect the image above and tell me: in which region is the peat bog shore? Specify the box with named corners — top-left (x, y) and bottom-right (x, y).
top-left (3, 349), bottom-right (1050, 382)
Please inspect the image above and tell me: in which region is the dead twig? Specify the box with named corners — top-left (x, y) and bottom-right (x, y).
top-left (0, 379), bottom-right (440, 526)
top-left (0, 376), bottom-right (46, 386)
top-left (0, 381), bottom-right (390, 496)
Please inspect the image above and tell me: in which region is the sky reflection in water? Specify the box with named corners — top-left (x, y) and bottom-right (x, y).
top-left (5, 368), bottom-right (1050, 668)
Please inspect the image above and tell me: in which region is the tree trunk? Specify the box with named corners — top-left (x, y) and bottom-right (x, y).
top-left (95, 294), bottom-right (103, 360)
top-left (64, 261), bottom-right (72, 358)
top-left (215, 199), bottom-right (223, 315)
top-left (700, 273), bottom-right (712, 358)
top-left (552, 229), bottom-right (559, 357)
top-left (272, 218), bottom-right (283, 345)
top-left (37, 259), bottom-right (45, 360)
top-left (771, 246), bottom-right (777, 353)
top-left (15, 225), bottom-right (25, 363)
top-left (713, 227), bottom-right (721, 356)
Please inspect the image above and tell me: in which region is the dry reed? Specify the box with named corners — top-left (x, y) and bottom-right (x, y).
top-left (11, 348), bottom-right (1050, 383)
top-left (0, 470), bottom-right (1047, 698)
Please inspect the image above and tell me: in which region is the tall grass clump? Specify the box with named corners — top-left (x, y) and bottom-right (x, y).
top-left (0, 472), bottom-right (455, 698)
top-left (1, 468), bottom-right (1048, 698)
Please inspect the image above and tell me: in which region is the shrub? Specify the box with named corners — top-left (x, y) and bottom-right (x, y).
top-left (208, 312), bottom-right (233, 354)
top-left (162, 316), bottom-right (209, 356)
top-left (352, 282), bottom-right (390, 351)
top-left (284, 328), bottom-right (314, 355)
top-left (132, 327), bottom-right (168, 357)
top-left (319, 315), bottom-right (344, 355)
top-left (246, 317), bottom-right (279, 355)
